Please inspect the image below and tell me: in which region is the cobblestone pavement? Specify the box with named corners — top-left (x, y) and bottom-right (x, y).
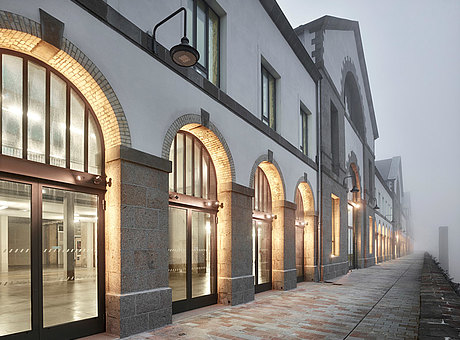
top-left (128, 253), bottom-right (423, 340)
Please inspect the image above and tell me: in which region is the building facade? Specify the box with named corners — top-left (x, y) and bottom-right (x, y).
top-left (0, 1), bottom-right (411, 339)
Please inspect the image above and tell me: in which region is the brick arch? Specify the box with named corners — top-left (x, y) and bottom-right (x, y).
top-left (161, 114), bottom-right (235, 186)
top-left (249, 155), bottom-right (285, 202)
top-left (294, 178), bottom-right (315, 215)
top-left (0, 11), bottom-right (131, 148)
top-left (345, 151), bottom-right (362, 198)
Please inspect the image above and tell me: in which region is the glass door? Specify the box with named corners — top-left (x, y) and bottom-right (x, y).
top-left (0, 179), bottom-right (32, 337)
top-left (252, 220), bottom-right (271, 293)
top-left (168, 206), bottom-right (216, 314)
top-left (295, 225), bottom-right (304, 282)
top-left (347, 204), bottom-right (355, 269)
top-left (0, 175), bottom-right (104, 339)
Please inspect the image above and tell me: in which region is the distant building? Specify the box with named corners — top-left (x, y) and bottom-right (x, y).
top-left (439, 226), bottom-right (449, 273)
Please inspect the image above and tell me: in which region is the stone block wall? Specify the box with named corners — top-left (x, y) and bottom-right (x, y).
top-left (105, 146), bottom-right (172, 338)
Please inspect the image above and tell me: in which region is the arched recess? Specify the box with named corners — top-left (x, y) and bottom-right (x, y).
top-left (0, 11), bottom-right (131, 148)
top-left (341, 58), bottom-right (366, 140)
top-left (162, 114), bottom-right (235, 306)
top-left (248, 155), bottom-right (285, 202)
top-left (161, 114), bottom-right (235, 187)
top-left (295, 179), bottom-right (316, 281)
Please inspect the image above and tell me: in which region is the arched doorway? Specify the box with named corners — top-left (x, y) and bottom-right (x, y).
top-left (252, 167), bottom-right (273, 293)
top-left (167, 130), bottom-right (219, 313)
top-left (0, 50), bottom-right (105, 339)
top-left (295, 189), bottom-right (305, 282)
top-left (346, 163), bottom-right (361, 270)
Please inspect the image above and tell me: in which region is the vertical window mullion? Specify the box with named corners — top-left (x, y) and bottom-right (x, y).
top-left (206, 154), bottom-right (210, 199)
top-left (191, 138), bottom-right (195, 197)
top-left (205, 7), bottom-right (209, 77)
top-left (199, 146), bottom-right (203, 198)
top-left (65, 84), bottom-right (70, 168)
top-left (193, 0), bottom-right (197, 48)
top-left (45, 69), bottom-right (50, 164)
top-left (182, 133), bottom-right (186, 194)
top-left (84, 107), bottom-right (89, 173)
top-left (22, 59), bottom-right (28, 159)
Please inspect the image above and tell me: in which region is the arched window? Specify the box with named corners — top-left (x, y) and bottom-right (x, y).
top-left (169, 130), bottom-right (216, 200)
top-left (253, 167), bottom-right (272, 214)
top-left (0, 50), bottom-right (103, 175)
top-left (344, 72), bottom-right (365, 139)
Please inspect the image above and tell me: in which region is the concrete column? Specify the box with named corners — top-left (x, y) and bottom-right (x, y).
top-left (272, 200), bottom-right (297, 291)
top-left (105, 146), bottom-right (172, 338)
top-left (0, 216), bottom-right (8, 272)
top-left (217, 182), bottom-right (254, 306)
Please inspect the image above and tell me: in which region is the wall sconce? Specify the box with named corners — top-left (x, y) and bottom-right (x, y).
top-left (368, 197), bottom-right (379, 210)
top-left (343, 175), bottom-right (359, 193)
top-left (153, 7), bottom-right (200, 67)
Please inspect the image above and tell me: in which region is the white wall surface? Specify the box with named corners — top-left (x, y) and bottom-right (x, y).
top-left (1, 0), bottom-right (318, 205)
top-left (322, 29), bottom-right (374, 152)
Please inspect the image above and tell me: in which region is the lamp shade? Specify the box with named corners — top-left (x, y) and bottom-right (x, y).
top-left (170, 37), bottom-right (200, 67)
top-left (350, 185), bottom-right (360, 193)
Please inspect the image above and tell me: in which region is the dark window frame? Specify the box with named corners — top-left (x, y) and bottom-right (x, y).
top-left (187, 0), bottom-right (220, 87)
top-left (300, 107), bottom-right (309, 156)
top-left (261, 65), bottom-right (276, 130)
top-left (0, 49), bottom-right (105, 176)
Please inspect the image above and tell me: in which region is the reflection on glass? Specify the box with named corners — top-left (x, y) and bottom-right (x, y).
top-left (257, 221), bottom-right (271, 284)
top-left (252, 221), bottom-right (256, 285)
top-left (186, 0), bottom-right (194, 46)
top-left (192, 211), bottom-right (215, 298)
top-left (2, 55), bottom-right (23, 158)
top-left (185, 134), bottom-right (193, 195)
top-left (169, 137), bottom-right (175, 192)
top-left (27, 61), bottom-right (46, 163)
top-left (0, 180), bottom-right (31, 336)
top-left (50, 73), bottom-right (66, 167)
top-left (176, 134), bottom-right (184, 194)
top-left (42, 187), bottom-right (98, 327)
top-left (196, 0), bottom-right (206, 68)
top-left (193, 142), bottom-right (201, 197)
top-left (202, 153), bottom-right (208, 199)
top-left (295, 226), bottom-right (304, 278)
top-left (88, 114), bottom-right (102, 175)
top-left (70, 90), bottom-right (85, 171)
top-left (168, 207), bottom-right (187, 302)
top-left (208, 9), bottom-right (219, 86)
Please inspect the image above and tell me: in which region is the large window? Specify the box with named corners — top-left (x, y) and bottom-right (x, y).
top-left (186, 0), bottom-right (220, 86)
top-left (0, 50), bottom-right (103, 175)
top-left (331, 193), bottom-right (340, 256)
top-left (300, 106), bottom-right (311, 157)
top-left (261, 65), bottom-right (276, 130)
top-left (369, 216), bottom-right (373, 254)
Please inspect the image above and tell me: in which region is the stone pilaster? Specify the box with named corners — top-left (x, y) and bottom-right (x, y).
top-left (272, 200), bottom-right (297, 291)
top-left (105, 146), bottom-right (172, 338)
top-left (217, 182), bottom-right (254, 306)
top-left (304, 214), bottom-right (319, 281)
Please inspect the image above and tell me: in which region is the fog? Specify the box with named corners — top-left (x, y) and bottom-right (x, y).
top-left (277, 0), bottom-right (460, 282)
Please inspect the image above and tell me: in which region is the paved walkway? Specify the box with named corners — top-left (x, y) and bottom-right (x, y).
top-left (126, 253), bottom-right (423, 340)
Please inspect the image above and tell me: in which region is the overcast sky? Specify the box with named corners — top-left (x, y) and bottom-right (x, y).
top-left (276, 0), bottom-right (460, 282)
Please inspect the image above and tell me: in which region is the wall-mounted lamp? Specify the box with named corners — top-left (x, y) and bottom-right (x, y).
top-left (368, 197), bottom-right (379, 210)
top-left (153, 7), bottom-right (200, 67)
top-left (343, 175), bottom-right (360, 193)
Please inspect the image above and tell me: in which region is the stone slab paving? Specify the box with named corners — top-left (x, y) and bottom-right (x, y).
top-left (126, 253), bottom-right (423, 340)
top-left (418, 253), bottom-right (460, 339)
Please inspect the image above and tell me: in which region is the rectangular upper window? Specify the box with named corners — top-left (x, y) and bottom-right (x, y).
top-left (186, 0), bottom-right (220, 87)
top-left (261, 65), bottom-right (276, 130)
top-left (300, 106), bottom-right (312, 157)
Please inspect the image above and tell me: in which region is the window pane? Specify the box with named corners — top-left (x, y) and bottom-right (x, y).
top-left (176, 133), bottom-right (184, 194)
top-left (70, 90), bottom-right (85, 171)
top-left (202, 152), bottom-right (209, 199)
top-left (88, 113), bottom-right (102, 175)
top-left (185, 134), bottom-right (193, 195)
top-left (196, 0), bottom-right (206, 68)
top-left (186, 0), bottom-right (194, 46)
top-left (268, 75), bottom-right (276, 129)
top-left (257, 221), bottom-right (271, 284)
top-left (42, 188), bottom-right (98, 327)
top-left (208, 9), bottom-right (219, 86)
top-left (168, 207), bottom-right (187, 302)
top-left (50, 73), bottom-right (66, 168)
top-left (194, 143), bottom-right (201, 197)
top-left (27, 62), bottom-right (46, 163)
top-left (0, 180), bottom-right (32, 336)
top-left (2, 55), bottom-right (23, 158)
top-left (295, 226), bottom-right (304, 278)
top-left (262, 70), bottom-right (268, 121)
top-left (191, 211), bottom-right (215, 298)
top-left (169, 138), bottom-right (175, 192)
